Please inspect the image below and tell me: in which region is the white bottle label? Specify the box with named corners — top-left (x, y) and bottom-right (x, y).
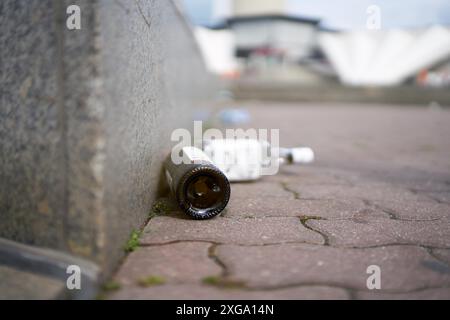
top-left (203, 139), bottom-right (263, 181)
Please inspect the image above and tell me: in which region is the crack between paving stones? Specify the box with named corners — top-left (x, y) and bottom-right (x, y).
top-left (135, 241), bottom-right (450, 295)
top-left (424, 247), bottom-right (450, 267)
top-left (205, 243), bottom-right (249, 289)
top-left (218, 214), bottom-right (442, 223)
top-left (136, 192), bottom-right (450, 296)
top-left (279, 181), bottom-right (351, 201)
top-left (206, 244), bottom-right (356, 295)
top-left (139, 277), bottom-right (450, 298)
top-left (138, 239), bottom-right (450, 250)
top-left (279, 181), bottom-right (329, 201)
top-left (229, 282), bottom-right (355, 297)
top-left (362, 199), bottom-right (443, 222)
top-left (280, 181), bottom-right (301, 200)
top-left (299, 216), bottom-right (330, 246)
top-left (239, 282), bottom-right (450, 296)
top-left (279, 182), bottom-right (444, 222)
top-left (424, 194), bottom-right (448, 205)
top-left (139, 240), bottom-right (324, 248)
top-left (208, 243), bottom-right (229, 278)
top-left (409, 188), bottom-right (450, 205)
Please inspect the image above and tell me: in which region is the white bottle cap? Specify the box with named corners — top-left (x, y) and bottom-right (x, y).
top-left (290, 147), bottom-right (315, 164)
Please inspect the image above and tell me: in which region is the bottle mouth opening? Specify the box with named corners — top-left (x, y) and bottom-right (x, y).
top-left (178, 166), bottom-right (230, 219)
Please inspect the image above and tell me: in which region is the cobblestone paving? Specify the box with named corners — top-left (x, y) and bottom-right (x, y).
top-left (109, 103), bottom-right (450, 299)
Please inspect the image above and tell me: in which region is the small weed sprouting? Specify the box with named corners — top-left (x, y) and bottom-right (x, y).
top-left (202, 276), bottom-right (245, 289)
top-left (137, 275), bottom-right (166, 287)
top-left (124, 230), bottom-right (141, 253)
top-left (102, 281), bottom-right (121, 291)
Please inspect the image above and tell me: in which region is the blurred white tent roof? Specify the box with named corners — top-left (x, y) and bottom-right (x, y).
top-left (319, 26), bottom-right (450, 86)
top-left (194, 26), bottom-right (237, 75)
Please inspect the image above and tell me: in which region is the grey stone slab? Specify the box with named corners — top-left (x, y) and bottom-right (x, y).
top-left (141, 215), bottom-right (324, 246)
top-left (216, 244), bottom-right (450, 291)
top-left (109, 284), bottom-right (350, 300)
top-left (224, 197), bottom-right (386, 220)
top-left (231, 182), bottom-right (292, 199)
top-left (370, 199), bottom-right (450, 220)
top-left (114, 242), bottom-right (221, 286)
top-left (431, 248), bottom-right (450, 265)
top-left (107, 101), bottom-right (450, 300)
top-left (405, 180), bottom-right (450, 194)
top-left (0, 265), bottom-right (65, 300)
top-left (1, 0), bottom-right (215, 274)
top-left (284, 181), bottom-right (430, 203)
top-left (109, 100), bottom-right (450, 300)
top-left (0, 0), bottom-right (66, 251)
top-left (263, 165), bottom-right (354, 187)
top-left (306, 217), bottom-right (450, 248)
top-left (240, 102), bottom-right (450, 174)
top-left (356, 288), bottom-right (450, 300)
top-left (426, 192), bottom-right (450, 204)
top-left (223, 198), bottom-right (303, 218)
top-left (95, 0), bottom-right (217, 269)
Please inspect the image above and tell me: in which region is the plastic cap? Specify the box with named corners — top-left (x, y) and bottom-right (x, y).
top-left (290, 147), bottom-right (315, 164)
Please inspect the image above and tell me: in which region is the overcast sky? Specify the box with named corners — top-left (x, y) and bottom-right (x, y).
top-left (182, 0), bottom-right (450, 30)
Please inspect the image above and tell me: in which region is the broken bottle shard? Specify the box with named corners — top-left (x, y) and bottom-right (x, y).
top-left (164, 146), bottom-right (230, 219)
top-left (203, 139), bottom-right (314, 182)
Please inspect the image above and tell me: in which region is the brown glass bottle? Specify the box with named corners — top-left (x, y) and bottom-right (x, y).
top-left (164, 146), bottom-right (230, 219)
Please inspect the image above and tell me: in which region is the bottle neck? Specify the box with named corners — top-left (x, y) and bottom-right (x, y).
top-left (276, 147), bottom-right (315, 165)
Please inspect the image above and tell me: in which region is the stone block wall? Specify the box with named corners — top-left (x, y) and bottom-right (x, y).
top-left (0, 0), bottom-right (214, 275)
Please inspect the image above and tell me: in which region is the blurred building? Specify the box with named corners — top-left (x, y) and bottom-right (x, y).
top-left (416, 57), bottom-right (450, 88)
top-left (196, 0), bottom-right (322, 80)
top-left (319, 26), bottom-right (450, 87)
top-left (228, 15), bottom-right (319, 64)
top-left (231, 0), bottom-right (285, 16)
top-left (194, 26), bottom-right (237, 77)
top-left (191, 0), bottom-right (450, 88)
top-left (228, 0), bottom-right (319, 65)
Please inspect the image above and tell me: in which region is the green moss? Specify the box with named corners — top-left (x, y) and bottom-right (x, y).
top-left (280, 181), bottom-right (300, 200)
top-left (202, 276), bottom-right (245, 289)
top-left (95, 281), bottom-right (121, 300)
top-left (202, 276), bottom-right (221, 285)
top-left (299, 215), bottom-right (325, 223)
top-left (137, 275), bottom-right (166, 287)
top-left (96, 293), bottom-right (107, 300)
top-left (102, 281), bottom-right (121, 292)
top-left (149, 198), bottom-right (175, 218)
top-left (151, 200), bottom-right (169, 216)
top-left (124, 230), bottom-right (141, 253)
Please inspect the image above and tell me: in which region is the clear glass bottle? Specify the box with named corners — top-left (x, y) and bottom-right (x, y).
top-left (202, 139), bottom-right (314, 182)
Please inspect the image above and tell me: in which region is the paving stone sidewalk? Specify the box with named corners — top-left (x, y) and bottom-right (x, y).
top-left (108, 102), bottom-right (450, 300)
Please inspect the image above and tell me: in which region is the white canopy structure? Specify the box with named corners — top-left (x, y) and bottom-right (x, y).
top-left (319, 26), bottom-right (450, 86)
top-left (194, 27), bottom-right (237, 75)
